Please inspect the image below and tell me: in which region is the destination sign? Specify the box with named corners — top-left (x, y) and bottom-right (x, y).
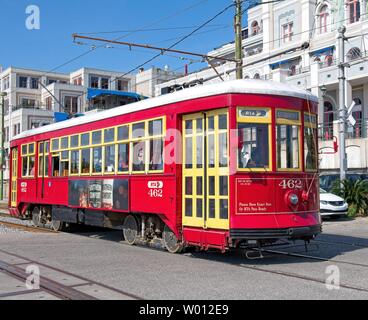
top-left (238, 109), bottom-right (268, 118)
top-left (276, 110), bottom-right (300, 121)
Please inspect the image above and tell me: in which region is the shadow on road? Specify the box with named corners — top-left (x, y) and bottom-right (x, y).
top-left (64, 221), bottom-right (368, 267)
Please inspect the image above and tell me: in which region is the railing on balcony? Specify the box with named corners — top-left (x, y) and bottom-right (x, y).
top-left (318, 123), bottom-right (334, 141)
top-left (319, 118), bottom-right (368, 141)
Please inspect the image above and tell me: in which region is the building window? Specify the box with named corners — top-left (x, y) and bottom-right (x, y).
top-left (318, 5), bottom-right (329, 34)
top-left (322, 101), bottom-right (334, 140)
top-left (347, 47), bottom-right (362, 61)
top-left (2, 76), bottom-right (10, 90)
top-left (18, 76), bottom-right (27, 88)
top-left (282, 22), bottom-right (293, 43)
top-left (101, 78), bottom-right (109, 89)
top-left (117, 79), bottom-right (128, 91)
top-left (289, 65), bottom-right (296, 76)
top-left (47, 79), bottom-right (57, 85)
top-left (21, 98), bottom-right (36, 107)
top-left (253, 73), bottom-right (260, 79)
top-left (348, 0), bottom-right (360, 24)
top-left (325, 54), bottom-right (334, 67)
top-left (73, 76), bottom-right (82, 86)
top-left (31, 77), bottom-right (39, 89)
top-left (64, 96), bottom-right (78, 114)
top-left (46, 96), bottom-right (52, 110)
top-left (251, 21), bottom-right (260, 36)
top-left (351, 97), bottom-right (363, 138)
top-left (90, 76), bottom-right (99, 88)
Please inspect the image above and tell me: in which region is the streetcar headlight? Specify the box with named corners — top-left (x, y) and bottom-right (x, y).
top-left (289, 193), bottom-right (299, 206)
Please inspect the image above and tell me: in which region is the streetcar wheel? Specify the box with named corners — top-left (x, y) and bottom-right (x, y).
top-left (123, 215), bottom-right (139, 245)
top-left (163, 225), bottom-right (183, 254)
top-left (31, 207), bottom-right (42, 227)
top-left (49, 219), bottom-right (64, 232)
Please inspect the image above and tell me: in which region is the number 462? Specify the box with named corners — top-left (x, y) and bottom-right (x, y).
top-left (279, 179), bottom-right (302, 189)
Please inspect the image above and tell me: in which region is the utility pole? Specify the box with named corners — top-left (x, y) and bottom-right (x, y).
top-left (235, 0), bottom-right (243, 79)
top-left (0, 92), bottom-right (7, 201)
top-left (338, 26), bottom-right (347, 181)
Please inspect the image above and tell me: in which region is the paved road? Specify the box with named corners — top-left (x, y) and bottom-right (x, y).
top-left (1, 217), bottom-right (368, 300)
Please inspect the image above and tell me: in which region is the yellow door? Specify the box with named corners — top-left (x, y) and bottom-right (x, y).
top-left (182, 109), bottom-right (229, 230)
top-left (11, 148), bottom-right (18, 207)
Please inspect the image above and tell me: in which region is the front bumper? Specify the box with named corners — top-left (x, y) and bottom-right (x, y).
top-left (320, 209), bottom-right (348, 216)
top-left (230, 224), bottom-right (322, 240)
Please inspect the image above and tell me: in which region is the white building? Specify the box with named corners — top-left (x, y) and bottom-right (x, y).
top-left (156, 0), bottom-right (368, 173)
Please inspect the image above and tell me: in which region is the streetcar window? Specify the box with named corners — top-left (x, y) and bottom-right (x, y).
top-left (196, 136), bottom-right (203, 169)
top-left (61, 137), bottom-right (69, 149)
top-left (117, 125), bottom-right (129, 141)
top-left (38, 141), bottom-right (49, 177)
top-left (71, 150), bottom-right (80, 175)
top-left (70, 135), bottom-right (79, 148)
top-left (208, 116), bottom-right (215, 132)
top-left (104, 128), bottom-right (115, 143)
top-left (60, 160), bottom-right (69, 177)
top-left (185, 120), bottom-right (193, 135)
top-left (304, 127), bottom-right (318, 171)
top-left (117, 143), bottom-right (129, 172)
top-left (52, 154), bottom-right (60, 177)
top-left (104, 145), bottom-right (115, 173)
top-left (208, 135), bottom-right (215, 168)
top-left (51, 139), bottom-right (59, 151)
top-left (81, 149), bottom-right (91, 174)
top-left (22, 157), bottom-right (27, 176)
top-left (21, 143), bottom-right (36, 177)
top-left (45, 142), bottom-right (50, 153)
top-left (218, 114), bottom-right (227, 130)
top-left (219, 132), bottom-right (228, 167)
top-left (28, 143), bottom-right (34, 154)
top-left (276, 125), bottom-right (300, 170)
top-left (38, 156), bottom-right (44, 176)
top-left (28, 156), bottom-right (35, 176)
top-left (149, 119), bottom-right (162, 136)
top-left (185, 137), bottom-right (192, 169)
top-left (304, 113), bottom-right (318, 171)
top-left (238, 123), bottom-right (269, 169)
top-left (149, 139), bottom-right (163, 171)
top-left (81, 133), bottom-right (90, 146)
top-left (92, 147), bottom-right (102, 173)
top-left (92, 131), bottom-right (102, 145)
top-left (132, 122), bottom-right (145, 139)
top-left (132, 141), bottom-right (145, 172)
top-left (61, 150), bottom-right (69, 161)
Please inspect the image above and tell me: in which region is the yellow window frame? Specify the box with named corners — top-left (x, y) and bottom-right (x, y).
top-left (304, 112), bottom-right (318, 172)
top-left (276, 108), bottom-right (302, 172)
top-left (80, 147), bottom-right (92, 176)
top-left (70, 149), bottom-right (81, 176)
top-left (237, 107), bottom-right (272, 172)
top-left (21, 143), bottom-right (36, 178)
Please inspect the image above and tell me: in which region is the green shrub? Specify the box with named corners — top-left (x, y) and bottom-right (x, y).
top-left (331, 179), bottom-right (368, 217)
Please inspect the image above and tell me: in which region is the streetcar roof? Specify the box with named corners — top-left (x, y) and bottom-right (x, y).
top-left (13, 79), bottom-right (317, 141)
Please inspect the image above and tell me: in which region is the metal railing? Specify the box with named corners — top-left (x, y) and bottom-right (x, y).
top-left (319, 118), bottom-right (368, 140)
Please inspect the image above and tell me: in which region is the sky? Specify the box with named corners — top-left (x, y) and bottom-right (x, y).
top-left (0, 0), bottom-right (250, 76)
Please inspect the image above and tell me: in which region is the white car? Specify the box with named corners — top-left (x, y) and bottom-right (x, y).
top-left (320, 188), bottom-right (348, 218)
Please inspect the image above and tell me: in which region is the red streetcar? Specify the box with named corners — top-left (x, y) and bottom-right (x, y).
top-left (9, 80), bottom-right (321, 253)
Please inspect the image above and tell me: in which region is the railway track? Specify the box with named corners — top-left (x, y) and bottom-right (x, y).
top-left (0, 249), bottom-right (143, 300)
top-left (0, 220), bottom-right (58, 234)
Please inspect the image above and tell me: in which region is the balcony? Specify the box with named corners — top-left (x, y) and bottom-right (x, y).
top-left (319, 118), bottom-right (368, 141)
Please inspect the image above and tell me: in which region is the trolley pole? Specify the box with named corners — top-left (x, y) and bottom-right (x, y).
top-left (0, 92), bottom-right (6, 201)
top-left (235, 0), bottom-right (243, 79)
top-left (338, 26), bottom-right (347, 181)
